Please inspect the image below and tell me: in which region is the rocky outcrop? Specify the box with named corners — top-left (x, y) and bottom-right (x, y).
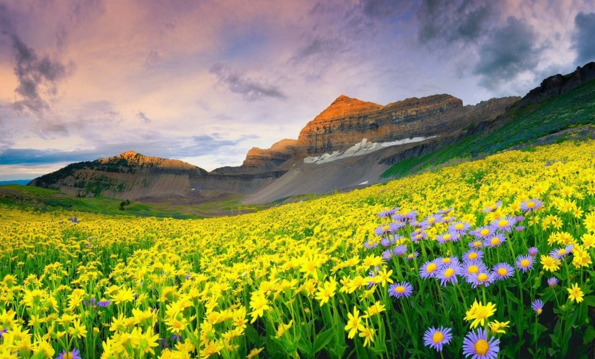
top-left (517, 62), bottom-right (595, 110)
top-left (213, 139), bottom-right (297, 174)
top-left (295, 94), bottom-right (518, 157)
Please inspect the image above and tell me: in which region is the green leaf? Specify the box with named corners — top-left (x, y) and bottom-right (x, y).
top-left (313, 326), bottom-right (335, 354)
top-left (245, 324), bottom-right (260, 345)
top-left (297, 336), bottom-right (313, 358)
top-left (583, 326), bottom-right (595, 344)
top-left (583, 295), bottom-right (595, 307)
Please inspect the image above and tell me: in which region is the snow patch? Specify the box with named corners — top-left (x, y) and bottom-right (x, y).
top-left (304, 136), bottom-right (437, 164)
top-left (359, 181), bottom-right (369, 185)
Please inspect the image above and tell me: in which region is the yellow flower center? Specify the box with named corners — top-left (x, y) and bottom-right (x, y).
top-left (65, 354), bottom-right (74, 359)
top-left (498, 220), bottom-right (509, 227)
top-left (537, 308), bottom-right (542, 315)
top-left (527, 201), bottom-right (535, 208)
top-left (521, 259), bottom-right (530, 267)
top-left (474, 339), bottom-right (489, 355)
top-left (480, 229), bottom-right (490, 236)
top-left (467, 265), bottom-right (479, 274)
top-left (444, 268), bottom-right (455, 278)
top-left (427, 263), bottom-right (437, 273)
top-left (473, 241), bottom-right (482, 247)
top-left (432, 331), bottom-right (444, 343)
top-left (469, 253), bottom-right (478, 260)
top-left (491, 237), bottom-right (500, 245)
top-left (442, 258), bottom-right (451, 264)
top-left (557, 249), bottom-right (566, 256)
top-left (444, 234), bottom-right (451, 240)
top-left (382, 225), bottom-right (390, 231)
top-left (497, 268), bottom-right (507, 276)
top-left (428, 217), bottom-right (436, 224)
top-left (456, 223), bottom-right (464, 230)
top-left (477, 273), bottom-right (489, 282)
top-left (395, 286), bottom-right (405, 293)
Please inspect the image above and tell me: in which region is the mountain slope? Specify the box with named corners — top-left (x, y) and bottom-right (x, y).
top-left (381, 62), bottom-right (595, 178)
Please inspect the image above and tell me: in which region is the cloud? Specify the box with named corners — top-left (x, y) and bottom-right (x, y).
top-left (209, 62), bottom-right (287, 101)
top-left (360, 0), bottom-right (413, 19)
top-left (473, 16), bottom-right (541, 91)
top-left (573, 12), bottom-right (595, 65)
top-left (136, 111), bottom-right (152, 124)
top-left (0, 5), bottom-right (74, 114)
top-left (417, 0), bottom-right (499, 45)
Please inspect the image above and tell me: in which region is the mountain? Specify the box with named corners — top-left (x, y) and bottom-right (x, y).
top-left (30, 62), bottom-right (595, 205)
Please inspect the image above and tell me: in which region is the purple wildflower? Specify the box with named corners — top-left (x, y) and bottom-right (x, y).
top-left (437, 263), bottom-right (462, 286)
top-left (516, 255), bottom-right (534, 272)
top-left (547, 277), bottom-right (558, 287)
top-left (382, 250), bottom-right (393, 261)
top-left (423, 326), bottom-right (453, 352)
top-left (462, 260), bottom-right (487, 280)
top-left (492, 263), bottom-right (514, 280)
top-left (528, 247), bottom-right (538, 256)
top-left (388, 282), bottom-right (413, 299)
top-left (463, 249), bottom-right (483, 262)
top-left (406, 251), bottom-right (419, 261)
top-left (491, 217), bottom-right (516, 232)
top-left (484, 233), bottom-right (506, 248)
top-left (420, 260), bottom-right (440, 279)
top-left (58, 349), bottom-right (81, 359)
top-left (467, 271), bottom-right (495, 288)
top-left (532, 299), bottom-right (544, 315)
top-left (520, 199), bottom-right (543, 212)
top-left (393, 245), bottom-right (407, 256)
top-left (462, 328), bottom-right (500, 359)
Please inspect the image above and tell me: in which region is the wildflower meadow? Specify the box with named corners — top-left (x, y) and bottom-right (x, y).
top-left (1, 140), bottom-right (595, 358)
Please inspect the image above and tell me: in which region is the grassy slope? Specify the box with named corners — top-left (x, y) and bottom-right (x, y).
top-left (382, 79), bottom-right (595, 178)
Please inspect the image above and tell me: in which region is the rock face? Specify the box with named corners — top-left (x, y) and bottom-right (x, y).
top-left (295, 94), bottom-right (518, 157)
top-left (213, 139), bottom-right (297, 174)
top-left (517, 62), bottom-right (595, 109)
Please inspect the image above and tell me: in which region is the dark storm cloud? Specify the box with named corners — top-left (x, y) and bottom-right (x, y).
top-left (360, 0), bottom-right (413, 19)
top-left (473, 16), bottom-right (541, 91)
top-left (209, 63), bottom-right (287, 101)
top-left (573, 12), bottom-right (595, 65)
top-left (290, 36), bottom-right (347, 63)
top-left (136, 111), bottom-right (152, 124)
top-left (417, 0), bottom-right (499, 45)
top-left (11, 36), bottom-right (74, 113)
top-left (0, 4), bottom-right (74, 114)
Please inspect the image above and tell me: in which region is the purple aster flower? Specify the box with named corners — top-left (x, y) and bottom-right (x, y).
top-left (515, 215), bottom-right (525, 222)
top-left (516, 255), bottom-right (534, 272)
top-left (393, 245), bottom-right (407, 256)
top-left (420, 260), bottom-right (440, 279)
top-left (449, 221), bottom-right (471, 234)
top-left (382, 250), bottom-right (393, 261)
top-left (483, 201), bottom-right (502, 213)
top-left (462, 328), bottom-right (500, 359)
top-left (491, 217), bottom-right (517, 233)
top-left (0, 328), bottom-right (7, 338)
top-left (58, 349), bottom-right (81, 359)
top-left (437, 207), bottom-right (453, 215)
top-left (437, 263), bottom-right (462, 286)
top-left (424, 326), bottom-right (453, 352)
top-left (380, 238), bottom-right (391, 247)
top-left (532, 299), bottom-right (544, 315)
top-left (363, 240), bottom-right (378, 249)
top-left (550, 246), bottom-right (572, 259)
top-left (378, 209), bottom-right (392, 218)
top-left (528, 247), bottom-right (538, 256)
top-left (436, 232), bottom-right (456, 245)
top-left (492, 263), bottom-right (514, 280)
top-left (436, 256), bottom-right (459, 268)
top-left (514, 226), bottom-right (525, 232)
top-left (468, 239), bottom-right (484, 248)
top-left (388, 282), bottom-right (413, 299)
top-left (462, 260), bottom-right (487, 280)
top-left (422, 214), bottom-right (443, 227)
top-left (484, 233), bottom-right (506, 248)
top-left (411, 231), bottom-right (428, 242)
top-left (467, 271), bottom-right (495, 288)
top-left (98, 300), bottom-right (111, 307)
top-left (404, 210), bottom-right (417, 221)
top-left (463, 249), bottom-right (484, 262)
top-left (374, 223), bottom-right (396, 237)
top-left (520, 199), bottom-right (543, 212)
top-left (547, 277), bottom-right (558, 287)
top-left (406, 251), bottom-right (419, 261)
top-left (473, 226), bottom-right (495, 239)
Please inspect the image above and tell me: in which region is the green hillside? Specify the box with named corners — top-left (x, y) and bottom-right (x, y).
top-left (383, 79), bottom-right (595, 178)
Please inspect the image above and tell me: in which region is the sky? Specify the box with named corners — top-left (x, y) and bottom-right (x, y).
top-left (1, 0), bottom-right (595, 181)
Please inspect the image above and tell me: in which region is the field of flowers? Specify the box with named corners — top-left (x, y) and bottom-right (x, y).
top-left (1, 140), bottom-right (595, 358)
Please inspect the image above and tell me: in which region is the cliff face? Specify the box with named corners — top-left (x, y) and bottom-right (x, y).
top-left (213, 139), bottom-right (297, 174)
top-left (517, 62), bottom-right (595, 109)
top-left (295, 94), bottom-right (518, 157)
